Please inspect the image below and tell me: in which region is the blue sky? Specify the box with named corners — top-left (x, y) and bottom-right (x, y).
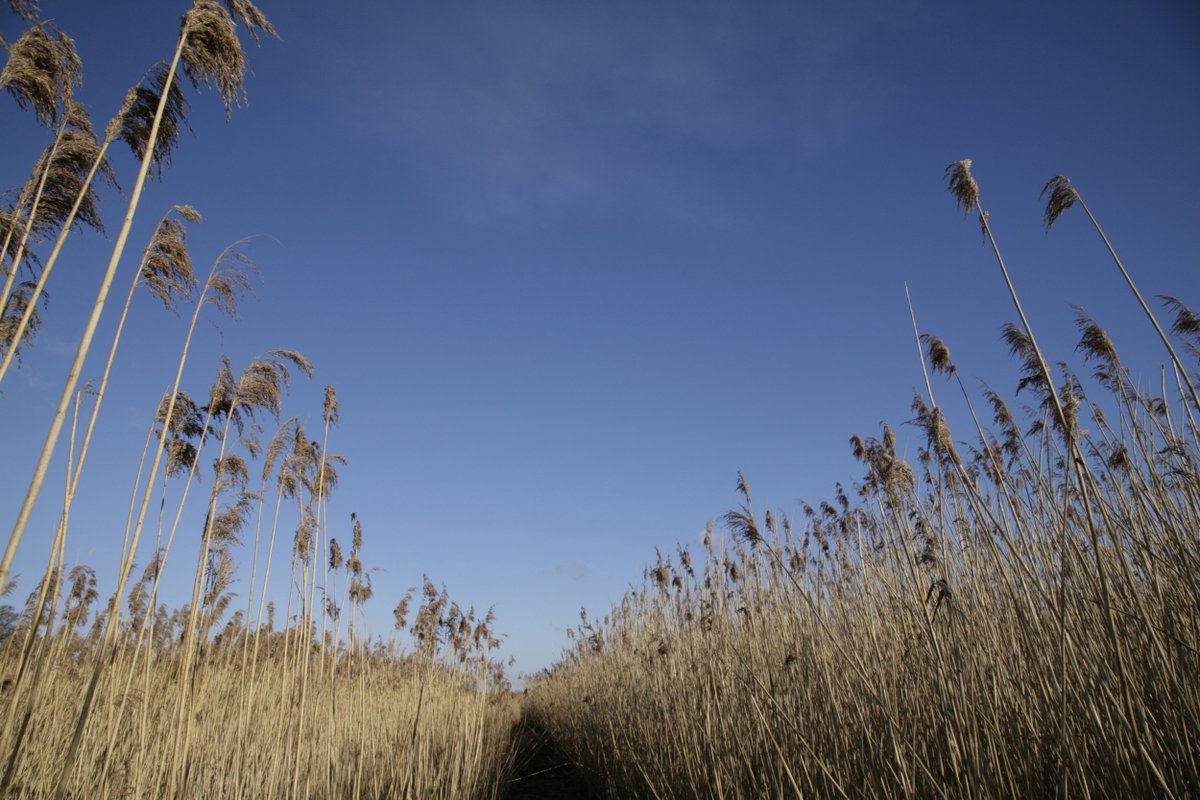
top-left (2, 0), bottom-right (1198, 680)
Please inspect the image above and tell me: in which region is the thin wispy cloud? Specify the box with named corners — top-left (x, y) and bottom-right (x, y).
top-left (555, 560), bottom-right (590, 581)
top-left (316, 1), bottom-right (906, 227)
top-left (21, 371), bottom-right (49, 392)
top-left (45, 336), bottom-right (78, 357)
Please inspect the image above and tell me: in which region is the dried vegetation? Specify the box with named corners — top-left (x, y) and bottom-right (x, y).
top-left (1, 3), bottom-right (516, 798)
top-left (524, 163), bottom-right (1200, 799)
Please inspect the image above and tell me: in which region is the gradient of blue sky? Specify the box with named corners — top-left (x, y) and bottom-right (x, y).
top-left (2, 0), bottom-right (1198, 679)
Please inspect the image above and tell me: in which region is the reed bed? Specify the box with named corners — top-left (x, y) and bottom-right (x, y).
top-left (6, 2), bottom-right (1198, 797)
top-left (525, 168), bottom-right (1200, 798)
top-left (2, 4), bottom-right (518, 798)
top-left (0, 640), bottom-right (517, 799)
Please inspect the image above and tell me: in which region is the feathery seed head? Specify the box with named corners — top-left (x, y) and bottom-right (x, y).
top-left (140, 206), bottom-right (201, 310)
top-left (222, 0), bottom-right (278, 44)
top-left (677, 544), bottom-right (693, 577)
top-left (0, 207), bottom-right (24, 263)
top-left (160, 390), bottom-right (206, 477)
top-left (115, 62), bottom-right (189, 179)
top-left (214, 454), bottom-right (250, 489)
top-left (1161, 296), bottom-right (1200, 342)
top-left (649, 549), bottom-right (669, 589)
top-left (1074, 308), bottom-right (1123, 387)
top-left (65, 564), bottom-right (95, 605)
top-left (1106, 445), bottom-right (1129, 472)
top-left (22, 103), bottom-right (112, 239)
top-left (166, 439), bottom-right (200, 479)
top-left (393, 591), bottom-right (412, 631)
top-left (945, 159), bottom-right (980, 217)
top-left (107, 85), bottom-right (138, 144)
top-left (1041, 175), bottom-right (1078, 231)
top-left (276, 453), bottom-right (300, 497)
top-left (312, 453), bottom-right (343, 498)
top-left (1001, 322), bottom-right (1052, 399)
top-left (348, 573), bottom-right (373, 605)
top-left (920, 333), bottom-right (956, 375)
top-left (323, 385), bottom-right (339, 426)
top-left (209, 490), bottom-right (255, 545)
top-left (734, 470), bottom-right (752, 505)
top-left (233, 352), bottom-right (296, 422)
top-left (932, 408), bottom-right (957, 463)
top-left (157, 390), bottom-right (206, 440)
top-left (6, 1), bottom-right (40, 22)
top-left (1, 23), bottom-right (81, 126)
top-left (206, 357), bottom-right (237, 422)
top-left (292, 512), bottom-right (315, 562)
top-left (203, 245), bottom-right (259, 319)
top-left (1060, 371), bottom-right (1081, 436)
top-left (242, 425), bottom-right (264, 459)
top-left (260, 417), bottom-right (296, 484)
top-left (723, 507), bottom-right (761, 548)
top-left (913, 397), bottom-right (961, 467)
top-left (182, 1), bottom-right (246, 118)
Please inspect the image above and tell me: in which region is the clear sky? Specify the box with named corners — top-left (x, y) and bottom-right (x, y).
top-left (2, 0), bottom-right (1199, 680)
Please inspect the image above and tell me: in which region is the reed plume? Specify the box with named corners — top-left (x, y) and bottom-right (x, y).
top-left (1, 0), bottom-right (276, 596)
top-left (0, 102), bottom-right (114, 376)
top-left (4, 1), bottom-right (38, 22)
top-left (1042, 174), bottom-right (1200, 412)
top-left (0, 22), bottom-right (80, 126)
top-left (0, 62), bottom-right (188, 385)
top-left (116, 62), bottom-right (189, 179)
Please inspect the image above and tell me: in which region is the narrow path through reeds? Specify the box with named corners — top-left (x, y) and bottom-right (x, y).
top-left (501, 715), bottom-right (594, 800)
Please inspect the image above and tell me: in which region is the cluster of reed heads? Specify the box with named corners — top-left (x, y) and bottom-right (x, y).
top-left (524, 162), bottom-right (1200, 798)
top-left (1, 3), bottom-right (515, 798)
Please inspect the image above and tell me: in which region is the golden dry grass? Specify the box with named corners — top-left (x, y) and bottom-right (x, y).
top-left (523, 185), bottom-right (1200, 797)
top-left (0, 635), bottom-right (518, 799)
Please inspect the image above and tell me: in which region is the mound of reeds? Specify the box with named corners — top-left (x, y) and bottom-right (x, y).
top-left (524, 165), bottom-right (1200, 799)
top-left (2, 4), bottom-right (518, 798)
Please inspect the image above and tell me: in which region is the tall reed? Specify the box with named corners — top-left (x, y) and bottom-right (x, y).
top-left (2, 6), bottom-right (519, 799)
top-left (525, 171), bottom-right (1200, 799)
top-left (1, 0), bottom-right (275, 599)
